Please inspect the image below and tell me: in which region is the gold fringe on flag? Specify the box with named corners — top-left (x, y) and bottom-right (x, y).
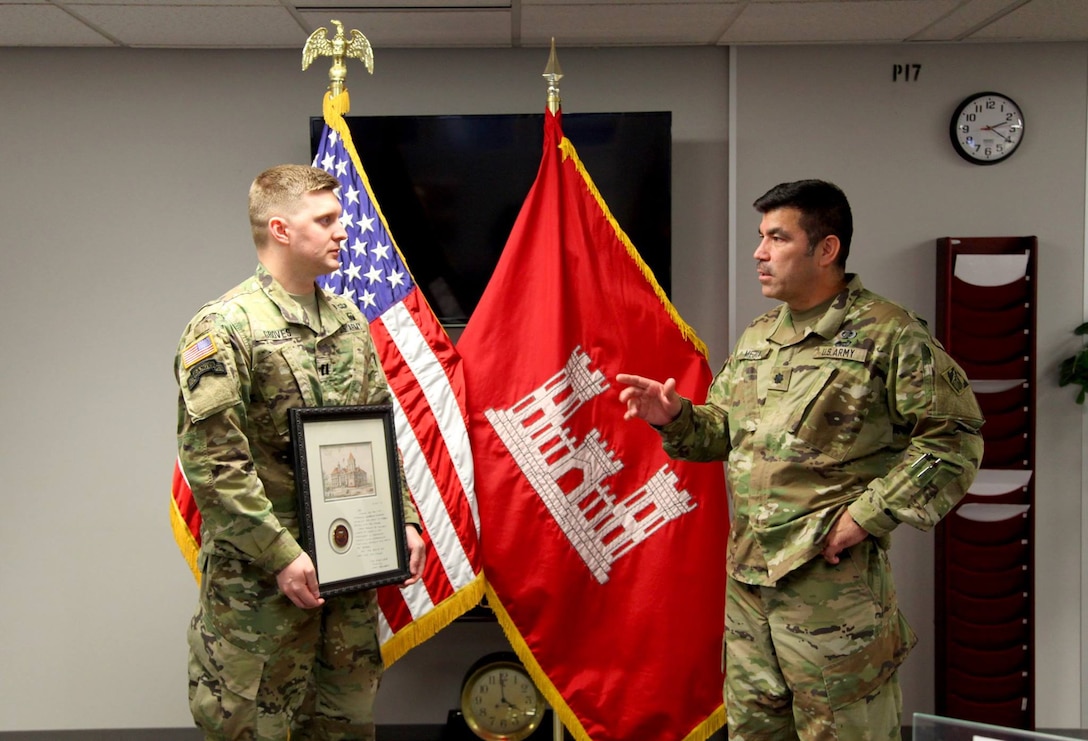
top-left (380, 574), bottom-right (486, 667)
top-left (170, 493), bottom-right (201, 585)
top-left (323, 88), bottom-right (351, 121)
top-left (489, 584), bottom-right (726, 741)
top-left (485, 583), bottom-right (593, 741)
top-left (558, 136), bottom-right (711, 361)
top-left (488, 582), bottom-right (726, 741)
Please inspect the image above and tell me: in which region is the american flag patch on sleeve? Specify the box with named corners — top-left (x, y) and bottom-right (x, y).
top-left (181, 334), bottom-right (217, 369)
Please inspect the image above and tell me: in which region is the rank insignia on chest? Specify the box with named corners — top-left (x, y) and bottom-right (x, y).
top-left (769, 366), bottom-right (792, 392)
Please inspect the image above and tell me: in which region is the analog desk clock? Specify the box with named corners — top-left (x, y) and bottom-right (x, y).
top-left (460, 652), bottom-right (546, 740)
top-left (949, 91), bottom-right (1024, 165)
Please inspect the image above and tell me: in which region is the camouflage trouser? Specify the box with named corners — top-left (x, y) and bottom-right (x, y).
top-left (187, 554), bottom-right (382, 741)
top-left (724, 539), bottom-right (917, 741)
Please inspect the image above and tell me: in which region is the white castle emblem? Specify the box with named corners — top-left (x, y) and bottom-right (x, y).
top-left (485, 347), bottom-right (696, 584)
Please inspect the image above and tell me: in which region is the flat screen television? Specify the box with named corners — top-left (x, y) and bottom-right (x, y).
top-left (310, 111), bottom-right (672, 326)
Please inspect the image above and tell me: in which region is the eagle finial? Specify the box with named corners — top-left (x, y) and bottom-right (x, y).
top-left (302, 19), bottom-right (374, 97)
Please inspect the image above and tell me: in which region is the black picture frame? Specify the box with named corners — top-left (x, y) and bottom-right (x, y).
top-left (289, 404), bottom-right (410, 597)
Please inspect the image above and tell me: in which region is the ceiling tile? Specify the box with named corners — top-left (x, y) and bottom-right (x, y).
top-left (521, 3), bottom-right (740, 46)
top-left (910, 0), bottom-right (1028, 41)
top-left (60, 0), bottom-right (278, 4)
top-left (0, 4), bottom-right (114, 45)
top-left (297, 9), bottom-right (512, 47)
top-left (968, 0), bottom-right (1088, 40)
top-left (0, 0), bottom-right (1085, 49)
top-left (69, 4), bottom-right (306, 47)
top-left (720, 0), bottom-right (962, 44)
top-left (523, 0), bottom-right (728, 5)
top-left (297, 0), bottom-right (509, 7)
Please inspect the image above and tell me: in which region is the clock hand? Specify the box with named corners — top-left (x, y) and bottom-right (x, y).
top-left (498, 673), bottom-right (510, 704)
top-left (977, 124), bottom-right (1013, 143)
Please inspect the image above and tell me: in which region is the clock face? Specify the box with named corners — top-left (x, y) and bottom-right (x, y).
top-left (461, 657), bottom-right (544, 741)
top-left (950, 92), bottom-right (1024, 165)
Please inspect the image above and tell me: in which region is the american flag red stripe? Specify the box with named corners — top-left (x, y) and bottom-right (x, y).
top-left (312, 93), bottom-right (482, 662)
top-left (367, 304), bottom-right (479, 638)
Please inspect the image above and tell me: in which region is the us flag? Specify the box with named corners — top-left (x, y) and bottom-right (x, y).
top-left (311, 102), bottom-right (484, 664)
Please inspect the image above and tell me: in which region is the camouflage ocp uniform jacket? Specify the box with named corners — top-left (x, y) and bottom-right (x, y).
top-left (659, 274), bottom-right (984, 586)
top-left (175, 264), bottom-right (420, 578)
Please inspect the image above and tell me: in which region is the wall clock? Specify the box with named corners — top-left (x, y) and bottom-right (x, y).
top-left (949, 91), bottom-right (1024, 165)
top-left (460, 652), bottom-right (546, 740)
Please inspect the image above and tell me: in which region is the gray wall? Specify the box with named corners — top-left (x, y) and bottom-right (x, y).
top-left (0, 41), bottom-right (1083, 732)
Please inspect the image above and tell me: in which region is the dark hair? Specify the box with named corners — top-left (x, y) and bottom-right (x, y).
top-left (753, 180), bottom-right (852, 269)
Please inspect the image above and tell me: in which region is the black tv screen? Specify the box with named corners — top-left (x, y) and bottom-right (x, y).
top-left (310, 111), bottom-right (671, 326)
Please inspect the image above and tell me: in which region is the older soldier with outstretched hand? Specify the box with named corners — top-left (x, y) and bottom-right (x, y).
top-left (618, 180), bottom-right (984, 741)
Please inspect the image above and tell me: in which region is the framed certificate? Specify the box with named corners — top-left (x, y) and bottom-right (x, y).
top-left (288, 404), bottom-right (410, 597)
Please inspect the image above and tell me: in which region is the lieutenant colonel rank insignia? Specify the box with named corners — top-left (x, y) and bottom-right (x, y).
top-left (181, 333), bottom-right (217, 369)
top-left (943, 366), bottom-right (970, 395)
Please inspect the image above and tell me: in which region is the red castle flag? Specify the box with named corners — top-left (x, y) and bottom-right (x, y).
top-left (458, 108), bottom-right (728, 741)
top-left (171, 87), bottom-right (484, 665)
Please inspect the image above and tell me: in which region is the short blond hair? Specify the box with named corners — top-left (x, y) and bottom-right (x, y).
top-left (248, 164), bottom-right (340, 247)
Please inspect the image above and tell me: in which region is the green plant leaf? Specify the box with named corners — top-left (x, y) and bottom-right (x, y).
top-left (1059, 322), bottom-right (1088, 403)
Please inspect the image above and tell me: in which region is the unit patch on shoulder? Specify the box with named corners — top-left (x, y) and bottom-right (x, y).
top-left (942, 366), bottom-right (969, 395)
top-left (181, 333), bottom-right (217, 369)
top-left (187, 359), bottom-right (228, 390)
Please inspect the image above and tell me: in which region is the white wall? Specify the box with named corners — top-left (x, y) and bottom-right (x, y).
top-left (0, 41), bottom-right (1084, 733)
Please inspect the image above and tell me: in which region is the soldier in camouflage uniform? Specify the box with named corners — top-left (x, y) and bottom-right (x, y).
top-left (618, 180), bottom-right (983, 740)
top-left (175, 164), bottom-right (426, 741)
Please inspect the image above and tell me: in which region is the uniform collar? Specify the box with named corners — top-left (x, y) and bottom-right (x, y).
top-left (255, 264), bottom-right (352, 334)
top-left (767, 274), bottom-right (863, 346)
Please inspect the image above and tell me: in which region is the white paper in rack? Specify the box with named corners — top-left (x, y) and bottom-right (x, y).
top-left (970, 379), bottom-right (1027, 394)
top-left (953, 253), bottom-right (1029, 287)
top-left (968, 469), bottom-right (1034, 496)
top-left (955, 503), bottom-right (1030, 522)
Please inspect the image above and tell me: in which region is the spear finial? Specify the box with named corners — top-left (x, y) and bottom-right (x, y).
top-left (543, 38), bottom-right (563, 115)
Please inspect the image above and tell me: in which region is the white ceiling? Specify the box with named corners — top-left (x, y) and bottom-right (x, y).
top-left (0, 0), bottom-right (1086, 49)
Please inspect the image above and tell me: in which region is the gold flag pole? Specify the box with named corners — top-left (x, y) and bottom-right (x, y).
top-left (545, 43), bottom-right (564, 739)
top-left (544, 37), bottom-right (563, 116)
top-left (545, 38), bottom-right (566, 741)
top-left (301, 18), bottom-right (374, 117)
